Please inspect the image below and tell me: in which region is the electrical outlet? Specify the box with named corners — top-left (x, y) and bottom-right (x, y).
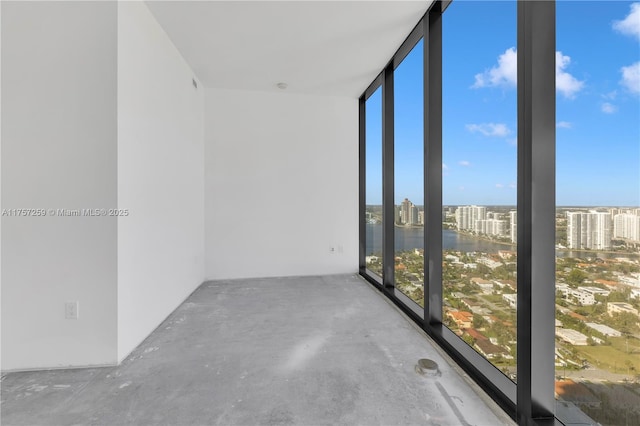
top-left (65, 301), bottom-right (79, 320)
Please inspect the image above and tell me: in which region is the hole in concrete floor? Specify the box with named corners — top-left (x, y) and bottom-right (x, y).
top-left (415, 358), bottom-right (440, 377)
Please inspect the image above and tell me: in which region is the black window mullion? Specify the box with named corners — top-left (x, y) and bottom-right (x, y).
top-left (382, 64), bottom-right (395, 289)
top-left (359, 97), bottom-right (366, 274)
top-left (423, 4), bottom-right (443, 326)
top-left (516, 0), bottom-right (556, 423)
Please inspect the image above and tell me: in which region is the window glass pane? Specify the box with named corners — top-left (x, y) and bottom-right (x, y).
top-left (442, 0), bottom-right (518, 381)
top-left (365, 87), bottom-right (383, 278)
top-left (394, 39), bottom-right (424, 306)
top-left (556, 2), bottom-right (640, 424)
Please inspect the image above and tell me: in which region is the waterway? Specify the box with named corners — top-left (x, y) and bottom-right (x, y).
top-left (365, 224), bottom-right (640, 260)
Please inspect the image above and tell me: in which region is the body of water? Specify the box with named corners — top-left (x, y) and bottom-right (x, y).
top-left (365, 224), bottom-right (639, 260)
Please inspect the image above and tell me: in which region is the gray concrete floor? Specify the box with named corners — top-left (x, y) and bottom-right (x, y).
top-left (1, 274), bottom-right (515, 425)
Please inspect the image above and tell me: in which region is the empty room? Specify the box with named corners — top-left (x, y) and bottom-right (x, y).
top-left (2, 1), bottom-right (639, 425)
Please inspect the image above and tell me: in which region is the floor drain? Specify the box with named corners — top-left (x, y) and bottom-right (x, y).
top-left (415, 358), bottom-right (440, 377)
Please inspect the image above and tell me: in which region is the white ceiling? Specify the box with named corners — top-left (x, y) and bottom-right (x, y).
top-left (145, 1), bottom-right (433, 97)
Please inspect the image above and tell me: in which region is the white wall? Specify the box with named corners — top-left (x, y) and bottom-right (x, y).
top-left (117, 2), bottom-right (205, 362)
top-left (1, 1), bottom-right (356, 371)
top-left (1, 2), bottom-right (118, 370)
top-left (205, 89), bottom-right (358, 280)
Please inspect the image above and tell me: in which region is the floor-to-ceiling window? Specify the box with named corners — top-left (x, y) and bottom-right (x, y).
top-left (364, 85), bottom-right (384, 279)
top-left (442, 0), bottom-right (518, 381)
top-left (357, 1), bottom-right (638, 423)
top-left (394, 38), bottom-right (425, 307)
top-left (555, 2), bottom-right (640, 425)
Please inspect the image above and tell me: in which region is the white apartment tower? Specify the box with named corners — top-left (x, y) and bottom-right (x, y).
top-left (410, 204), bottom-right (420, 225)
top-left (401, 198), bottom-right (411, 224)
top-left (613, 213), bottom-right (640, 242)
top-left (474, 219), bottom-right (507, 236)
top-left (510, 210), bottom-right (517, 244)
top-left (567, 211), bottom-right (612, 250)
top-left (455, 205), bottom-right (486, 231)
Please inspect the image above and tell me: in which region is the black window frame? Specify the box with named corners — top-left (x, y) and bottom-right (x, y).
top-left (359, 1), bottom-right (557, 424)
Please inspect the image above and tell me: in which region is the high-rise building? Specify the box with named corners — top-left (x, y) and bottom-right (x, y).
top-left (613, 213), bottom-right (640, 242)
top-left (474, 219), bottom-right (507, 236)
top-left (410, 204), bottom-right (419, 225)
top-left (401, 198), bottom-right (411, 224)
top-left (510, 210), bottom-right (517, 244)
top-left (455, 205), bottom-right (486, 231)
top-left (567, 211), bottom-right (612, 250)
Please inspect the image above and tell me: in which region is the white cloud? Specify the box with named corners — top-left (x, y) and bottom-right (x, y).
top-left (509, 182), bottom-right (517, 189)
top-left (442, 163), bottom-right (448, 170)
top-left (603, 90), bottom-right (618, 100)
top-left (472, 47), bottom-right (517, 88)
top-left (473, 48), bottom-right (584, 98)
top-left (556, 52), bottom-right (585, 99)
top-left (459, 186), bottom-right (465, 191)
top-left (466, 123), bottom-right (511, 138)
top-left (601, 102), bottom-right (617, 114)
top-left (621, 61), bottom-right (640, 95)
top-left (613, 2), bottom-right (640, 41)
top-left (459, 160), bottom-right (471, 167)
top-left (496, 183), bottom-right (504, 188)
top-left (557, 121), bottom-right (572, 129)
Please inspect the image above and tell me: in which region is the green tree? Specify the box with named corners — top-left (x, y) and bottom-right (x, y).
top-left (567, 268), bottom-right (587, 286)
top-left (608, 312), bottom-right (640, 334)
top-left (473, 314), bottom-right (486, 329)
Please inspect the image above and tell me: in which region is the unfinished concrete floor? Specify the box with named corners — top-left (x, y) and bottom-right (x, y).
top-left (1, 274), bottom-right (514, 425)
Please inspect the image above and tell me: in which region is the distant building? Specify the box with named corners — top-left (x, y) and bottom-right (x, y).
top-left (447, 311), bottom-right (473, 329)
top-left (445, 254), bottom-right (460, 263)
top-left (510, 210), bottom-right (517, 243)
top-left (618, 274), bottom-right (640, 288)
top-left (398, 198), bottom-right (421, 225)
top-left (594, 279), bottom-right (619, 289)
top-left (498, 250), bottom-right (516, 260)
top-left (585, 322), bottom-right (621, 337)
top-left (400, 198), bottom-right (411, 225)
top-left (613, 213), bottom-right (640, 242)
top-left (455, 205), bottom-right (486, 231)
top-left (580, 286), bottom-right (610, 298)
top-left (607, 302), bottom-right (639, 317)
top-left (503, 293), bottom-right (517, 309)
top-left (562, 287), bottom-right (610, 306)
top-left (477, 257), bottom-right (501, 269)
top-left (410, 204), bottom-right (419, 225)
top-left (465, 328), bottom-right (488, 341)
top-left (494, 279), bottom-right (516, 291)
top-left (474, 219), bottom-right (507, 237)
top-left (556, 328), bottom-right (588, 346)
top-left (567, 211), bottom-right (612, 250)
top-left (471, 278), bottom-right (494, 294)
top-left (474, 339), bottom-right (510, 359)
top-left (568, 289), bottom-right (595, 306)
top-left (556, 283), bottom-right (571, 297)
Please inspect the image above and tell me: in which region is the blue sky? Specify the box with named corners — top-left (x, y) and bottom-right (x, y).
top-left (366, 1), bottom-right (639, 207)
